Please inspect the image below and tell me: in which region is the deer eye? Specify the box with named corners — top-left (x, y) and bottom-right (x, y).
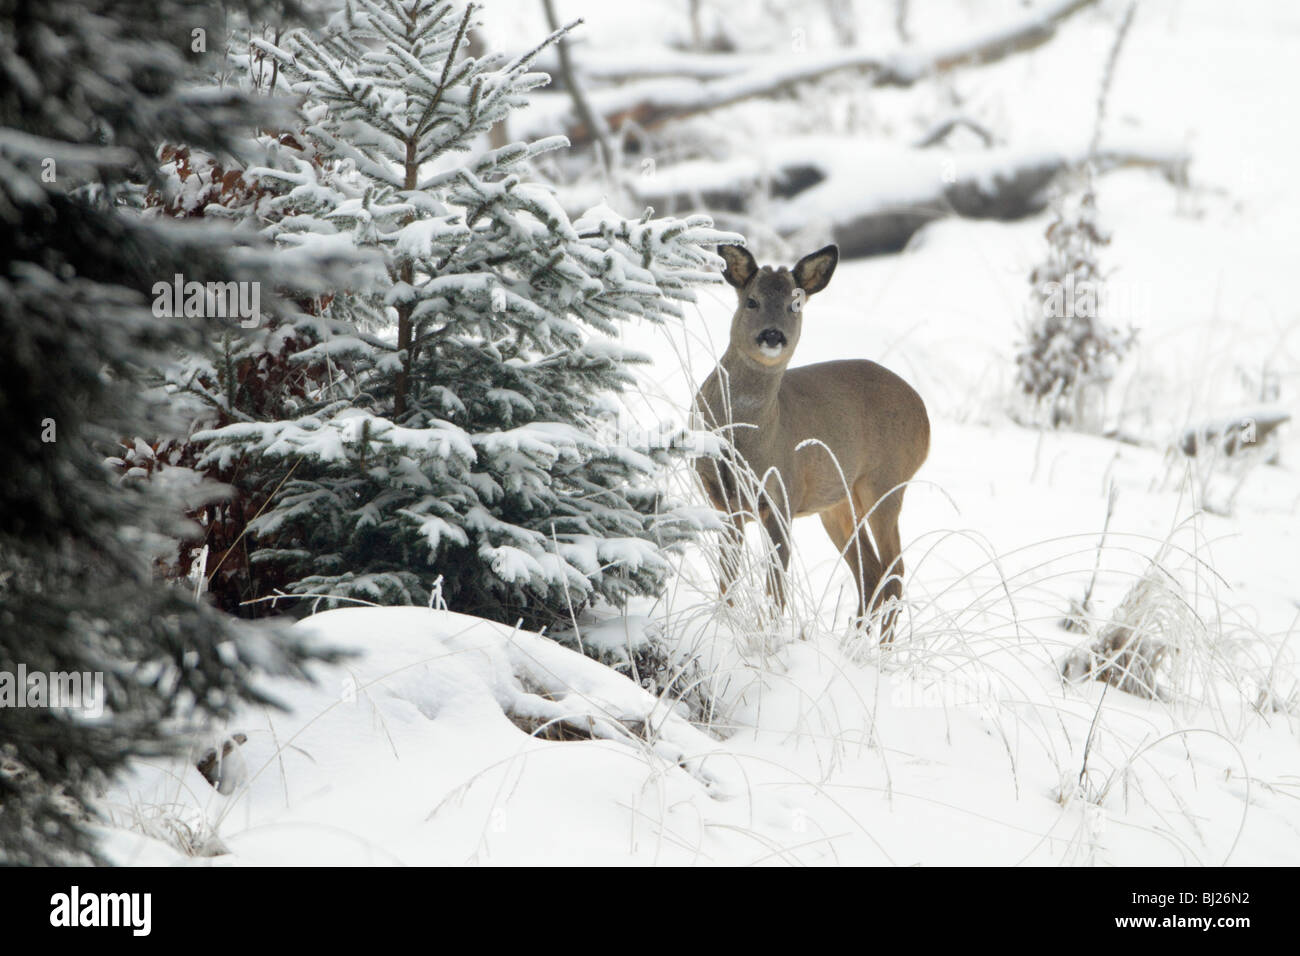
top-left (746, 298), bottom-right (758, 309)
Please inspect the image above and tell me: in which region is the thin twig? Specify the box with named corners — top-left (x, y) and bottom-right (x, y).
top-left (207, 456), bottom-right (303, 583)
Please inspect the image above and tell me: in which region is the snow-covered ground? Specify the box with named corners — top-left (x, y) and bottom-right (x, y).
top-left (100, 0), bottom-right (1299, 865)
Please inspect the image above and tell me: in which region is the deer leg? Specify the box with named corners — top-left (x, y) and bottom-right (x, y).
top-left (700, 465), bottom-right (748, 606)
top-left (863, 485), bottom-right (907, 643)
top-left (717, 511), bottom-right (746, 605)
top-left (822, 498), bottom-right (881, 627)
top-left (759, 505), bottom-right (793, 611)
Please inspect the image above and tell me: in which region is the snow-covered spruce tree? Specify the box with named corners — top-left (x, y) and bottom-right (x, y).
top-left (194, 1), bottom-right (733, 630)
top-left (0, 0), bottom-right (333, 864)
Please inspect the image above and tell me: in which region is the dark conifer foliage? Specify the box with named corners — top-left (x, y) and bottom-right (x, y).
top-left (0, 0), bottom-right (333, 864)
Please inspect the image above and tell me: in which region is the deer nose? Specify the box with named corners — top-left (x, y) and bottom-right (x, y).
top-left (756, 328), bottom-right (788, 349)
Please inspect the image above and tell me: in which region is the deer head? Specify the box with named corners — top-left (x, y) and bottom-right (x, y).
top-left (718, 244), bottom-right (839, 368)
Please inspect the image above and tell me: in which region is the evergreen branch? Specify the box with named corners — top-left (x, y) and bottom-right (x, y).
top-left (411, 1), bottom-right (476, 143)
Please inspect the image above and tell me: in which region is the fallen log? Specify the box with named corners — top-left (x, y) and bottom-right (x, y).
top-left (628, 138), bottom-right (1188, 259)
top-left (1178, 408), bottom-right (1290, 457)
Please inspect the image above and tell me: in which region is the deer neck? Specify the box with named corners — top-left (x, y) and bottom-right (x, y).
top-left (716, 346), bottom-right (785, 426)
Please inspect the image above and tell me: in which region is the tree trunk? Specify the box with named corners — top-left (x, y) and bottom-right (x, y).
top-left (394, 138), bottom-right (419, 420)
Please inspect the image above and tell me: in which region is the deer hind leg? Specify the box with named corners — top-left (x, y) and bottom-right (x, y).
top-left (862, 483), bottom-right (907, 643)
top-left (821, 497), bottom-right (881, 626)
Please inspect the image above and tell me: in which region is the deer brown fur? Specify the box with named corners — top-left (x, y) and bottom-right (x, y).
top-left (694, 244), bottom-right (930, 640)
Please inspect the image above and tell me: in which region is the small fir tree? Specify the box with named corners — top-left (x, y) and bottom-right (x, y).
top-left (1017, 177), bottom-right (1134, 428)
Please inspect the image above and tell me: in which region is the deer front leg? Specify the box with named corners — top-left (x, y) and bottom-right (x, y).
top-left (759, 504), bottom-right (793, 611)
top-left (717, 511), bottom-right (747, 605)
top-left (699, 464), bottom-right (747, 605)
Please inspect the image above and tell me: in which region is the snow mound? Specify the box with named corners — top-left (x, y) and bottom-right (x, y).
top-left (103, 608), bottom-right (745, 865)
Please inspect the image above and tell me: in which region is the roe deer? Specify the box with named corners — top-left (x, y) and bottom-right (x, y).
top-left (694, 244), bottom-right (930, 641)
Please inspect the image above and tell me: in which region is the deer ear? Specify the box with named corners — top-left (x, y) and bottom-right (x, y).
top-left (793, 244), bottom-right (838, 296)
top-left (718, 244), bottom-right (758, 289)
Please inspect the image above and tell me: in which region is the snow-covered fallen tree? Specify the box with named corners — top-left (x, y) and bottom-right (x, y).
top-left (1179, 407), bottom-right (1291, 457)
top-left (627, 135), bottom-right (1187, 258)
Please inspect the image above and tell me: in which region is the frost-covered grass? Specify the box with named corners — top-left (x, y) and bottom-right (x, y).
top-left (96, 501), bottom-right (1299, 865)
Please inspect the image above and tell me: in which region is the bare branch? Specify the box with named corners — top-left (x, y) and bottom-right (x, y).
top-left (540, 0), bottom-right (612, 172)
